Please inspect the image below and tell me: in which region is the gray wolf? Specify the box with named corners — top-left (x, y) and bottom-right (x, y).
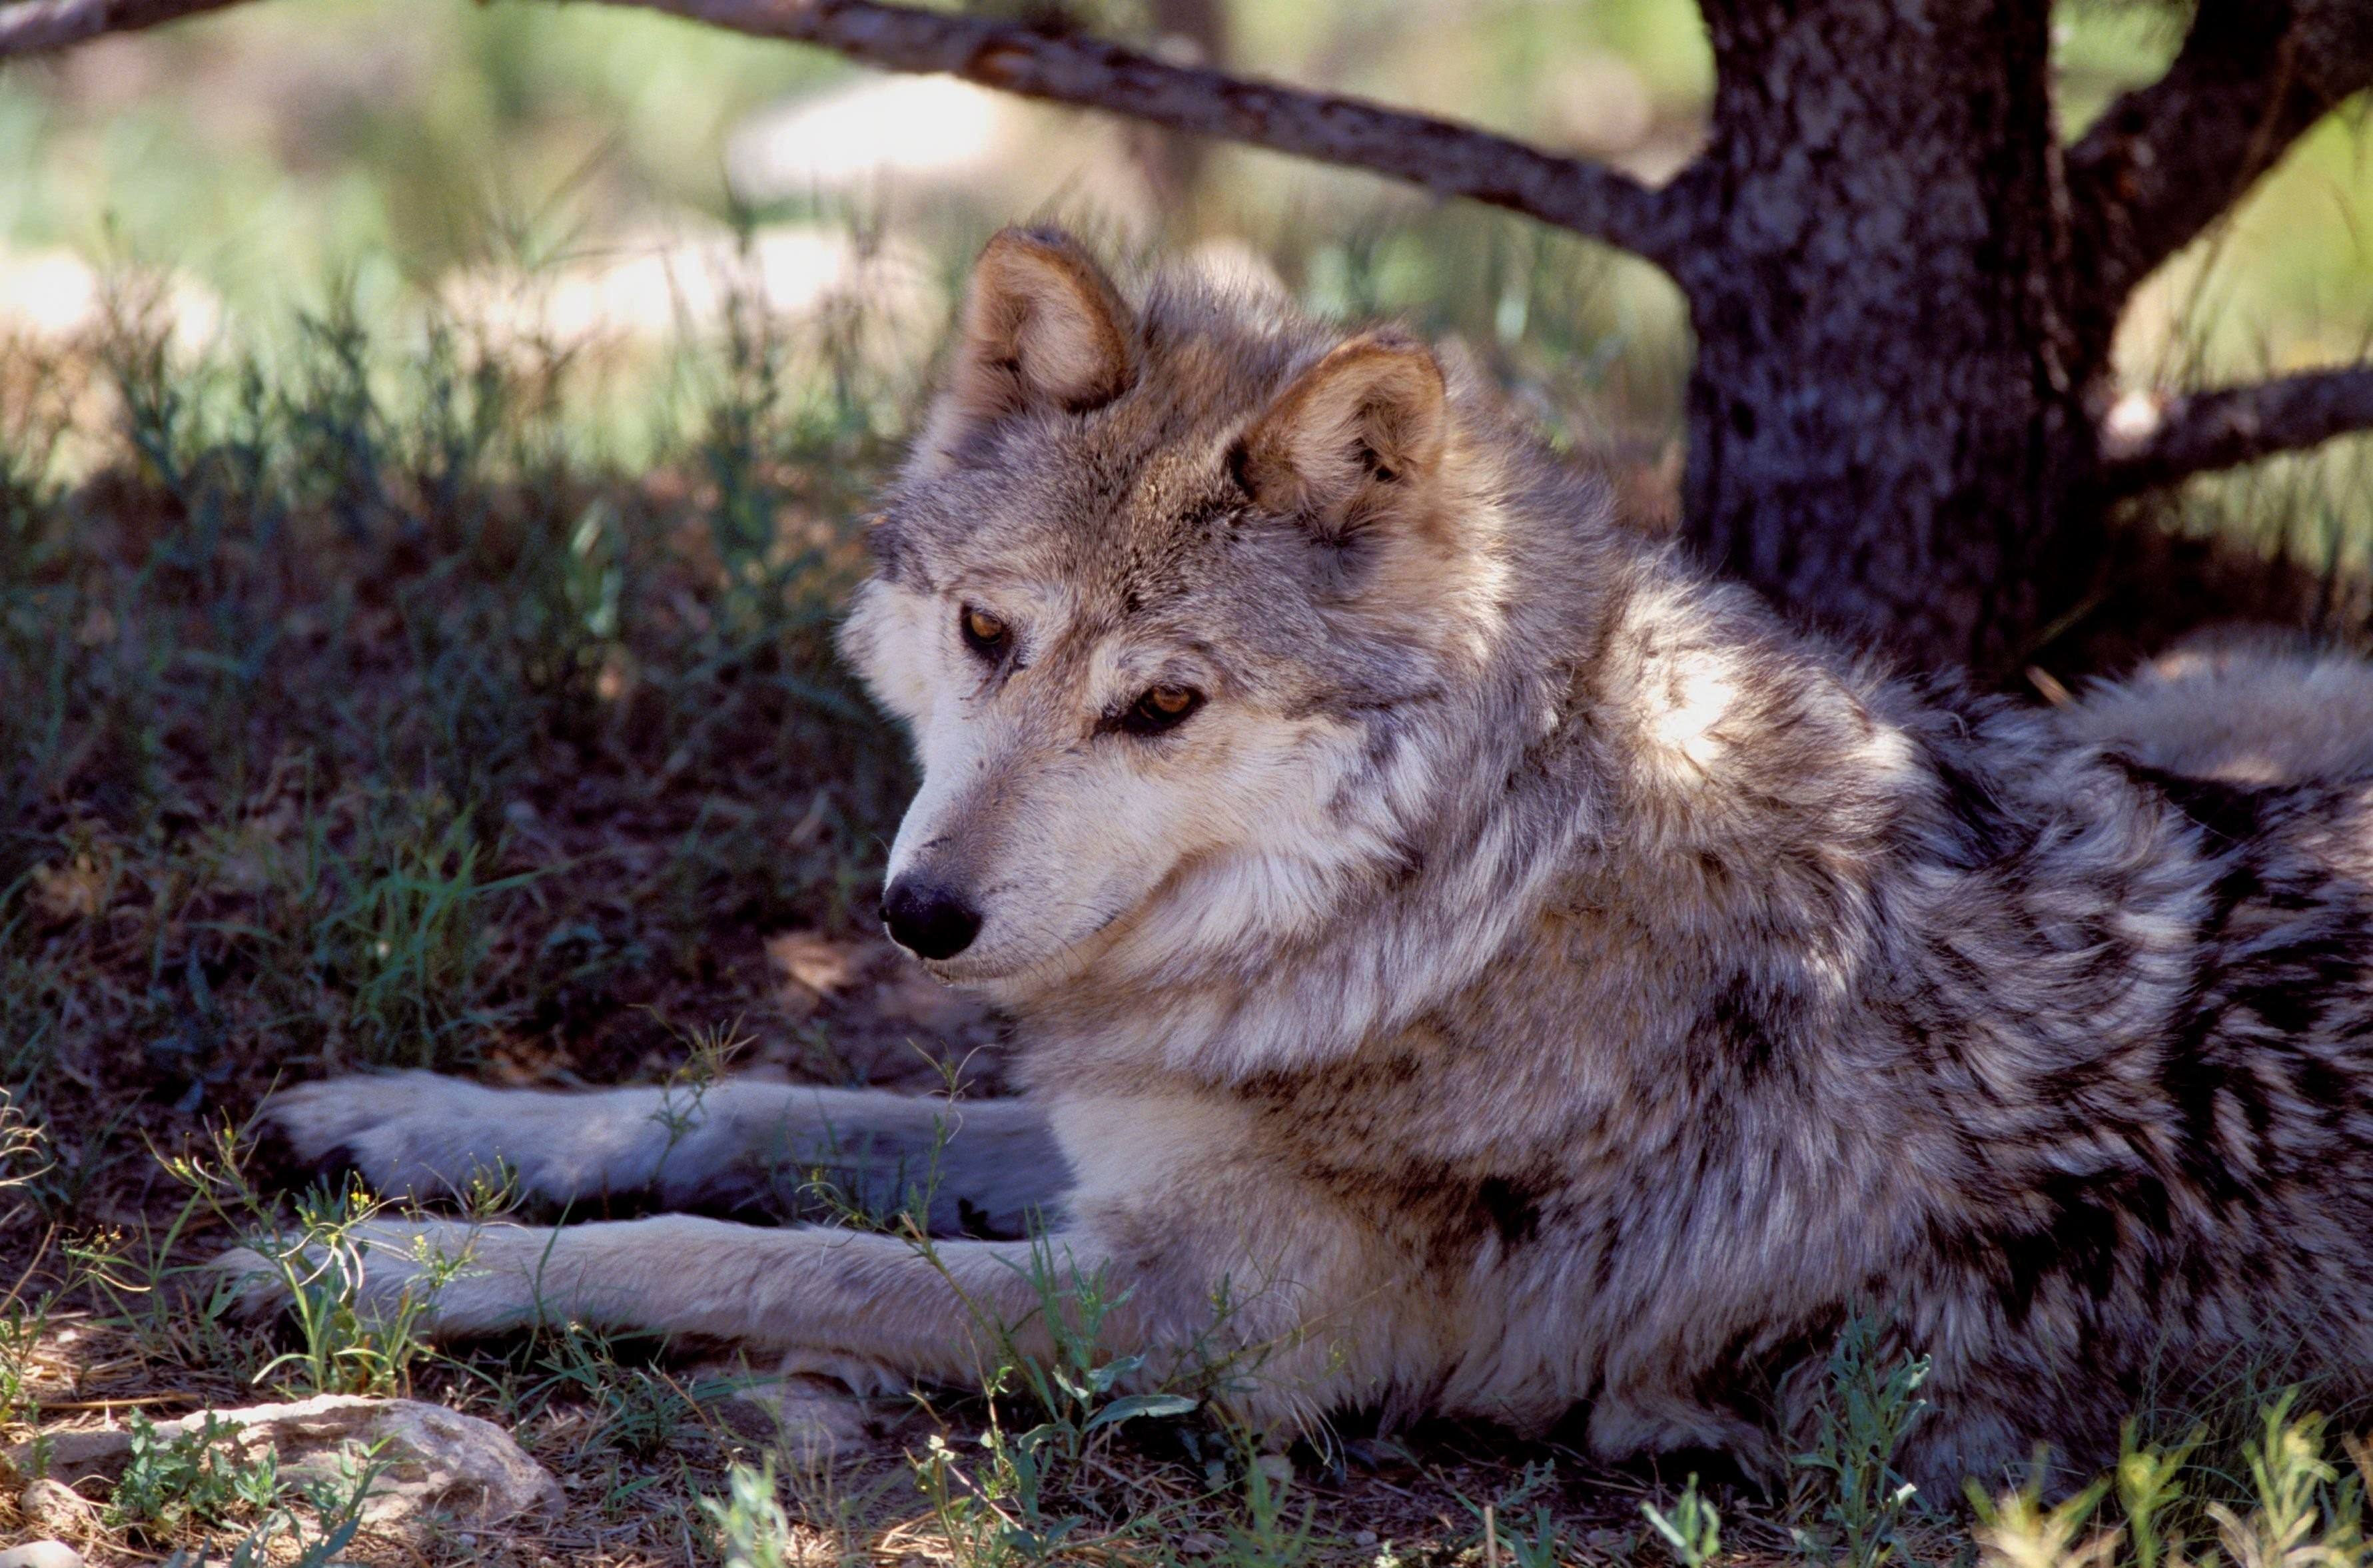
top-left (230, 228), bottom-right (2373, 1494)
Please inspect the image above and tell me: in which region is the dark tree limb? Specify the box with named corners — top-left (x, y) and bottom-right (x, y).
top-left (2099, 364), bottom-right (2373, 498)
top-left (0, 0), bottom-right (235, 56)
top-left (2067, 0), bottom-right (2373, 365)
top-left (610, 0), bottom-right (1705, 266)
top-left (0, 0), bottom-right (1707, 268)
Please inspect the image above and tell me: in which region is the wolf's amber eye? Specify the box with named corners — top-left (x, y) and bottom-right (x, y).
top-left (1121, 684), bottom-right (1203, 737)
top-left (960, 606), bottom-right (1009, 659)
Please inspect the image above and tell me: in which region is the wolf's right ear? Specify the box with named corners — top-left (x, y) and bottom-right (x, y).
top-left (918, 228), bottom-right (1135, 468)
top-left (1232, 330), bottom-right (1447, 544)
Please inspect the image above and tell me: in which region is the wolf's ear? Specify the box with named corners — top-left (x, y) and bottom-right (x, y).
top-left (920, 228), bottom-right (1135, 466)
top-left (1233, 330), bottom-right (1447, 542)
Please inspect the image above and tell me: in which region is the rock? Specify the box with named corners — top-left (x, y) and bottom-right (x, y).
top-left (17, 1477), bottom-right (99, 1533)
top-left (0, 1542), bottom-right (84, 1568)
top-left (5, 1427), bottom-right (143, 1485)
top-left (2, 1395), bottom-right (562, 1526)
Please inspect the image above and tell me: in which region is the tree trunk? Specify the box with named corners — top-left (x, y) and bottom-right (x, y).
top-left (1673, 0), bottom-right (2085, 671)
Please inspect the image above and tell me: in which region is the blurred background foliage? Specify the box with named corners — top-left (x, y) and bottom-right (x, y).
top-left (0, 0), bottom-right (2367, 525)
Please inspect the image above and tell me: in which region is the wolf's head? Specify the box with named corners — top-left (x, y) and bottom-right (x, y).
top-left (841, 229), bottom-right (1604, 1004)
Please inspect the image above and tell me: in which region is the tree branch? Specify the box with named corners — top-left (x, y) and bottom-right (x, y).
top-left (2099, 364), bottom-right (2373, 498)
top-left (2067, 0), bottom-right (2373, 356)
top-left (0, 0), bottom-right (1706, 269)
top-left (622, 0), bottom-right (1703, 264)
top-left (0, 0), bottom-right (235, 56)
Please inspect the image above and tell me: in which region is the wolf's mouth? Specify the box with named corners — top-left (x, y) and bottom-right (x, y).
top-left (914, 899), bottom-right (1141, 988)
top-left (918, 951), bottom-right (1021, 984)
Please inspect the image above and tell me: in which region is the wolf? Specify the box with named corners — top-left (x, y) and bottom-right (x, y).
top-left (231, 228), bottom-right (2373, 1494)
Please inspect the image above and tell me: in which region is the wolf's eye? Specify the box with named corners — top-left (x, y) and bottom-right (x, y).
top-left (960, 605), bottom-right (1009, 659)
top-left (1121, 684), bottom-right (1203, 737)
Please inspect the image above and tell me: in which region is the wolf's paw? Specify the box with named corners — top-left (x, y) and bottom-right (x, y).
top-left (720, 1354), bottom-right (913, 1468)
top-left (209, 1216), bottom-right (486, 1324)
top-left (260, 1073), bottom-right (580, 1208)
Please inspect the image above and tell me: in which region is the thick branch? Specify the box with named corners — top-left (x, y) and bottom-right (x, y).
top-left (2099, 365), bottom-right (2373, 498)
top-left (620, 0), bottom-right (1700, 264)
top-left (0, 0), bottom-right (233, 55)
top-left (2067, 0), bottom-right (2373, 358)
top-left (0, 0), bottom-right (1705, 268)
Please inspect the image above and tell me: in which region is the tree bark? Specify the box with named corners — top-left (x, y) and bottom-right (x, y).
top-left (1665, 0), bottom-right (2373, 671)
top-left (1672, 0), bottom-right (2081, 670)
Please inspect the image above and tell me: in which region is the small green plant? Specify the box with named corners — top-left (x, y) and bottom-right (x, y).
top-left (704, 1457), bottom-right (802, 1568)
top-left (164, 1438), bottom-right (388, 1568)
top-left (1495, 1504), bottom-right (1570, 1568)
top-left (105, 1411), bottom-right (281, 1537)
top-left (2206, 1393), bottom-right (2364, 1568)
top-left (1968, 1466), bottom-right (2115, 1568)
top-left (1793, 1309), bottom-right (1933, 1568)
top-left (290, 791), bottom-right (538, 1069)
top-left (1224, 1436), bottom-right (1317, 1568)
top-left (1462, 1463), bottom-right (1567, 1568)
top-left (895, 1230), bottom-right (1204, 1563)
top-left (1012, 1239), bottom-right (1204, 1458)
top-left (176, 1122), bottom-right (469, 1396)
top-left (835, 1082), bottom-right (1206, 1503)
top-left (916, 1427), bottom-right (1037, 1567)
top-left (648, 1016), bottom-right (751, 1180)
top-left (1645, 1473), bottom-right (1725, 1568)
top-left (2117, 1417), bottom-right (2204, 1568)
top-left (1968, 1397), bottom-right (2373, 1568)
top-left (0, 1085), bottom-right (44, 1191)
top-left (530, 1323), bottom-right (698, 1461)
top-left (0, 1090), bottom-right (57, 1428)
top-left (243, 1186), bottom-right (470, 1397)
top-left (893, 1168), bottom-right (1209, 1565)
top-left (0, 1307), bottom-right (43, 1427)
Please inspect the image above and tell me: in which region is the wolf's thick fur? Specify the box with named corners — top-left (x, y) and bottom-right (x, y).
top-left (237, 231), bottom-right (2373, 1493)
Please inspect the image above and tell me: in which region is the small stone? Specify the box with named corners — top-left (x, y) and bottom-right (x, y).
top-left (1353, 1529), bottom-right (1380, 1547)
top-left (0, 1542), bottom-right (85, 1568)
top-left (19, 1477), bottom-right (100, 1532)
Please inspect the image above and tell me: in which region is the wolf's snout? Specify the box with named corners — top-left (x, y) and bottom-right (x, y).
top-left (881, 875), bottom-right (983, 961)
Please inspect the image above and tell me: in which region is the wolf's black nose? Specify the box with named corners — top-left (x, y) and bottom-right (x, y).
top-left (881, 876), bottom-right (983, 961)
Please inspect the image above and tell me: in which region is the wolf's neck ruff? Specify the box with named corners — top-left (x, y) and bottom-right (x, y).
top-left (1013, 570), bottom-right (1621, 1082)
top-left (1005, 538), bottom-right (1929, 1089)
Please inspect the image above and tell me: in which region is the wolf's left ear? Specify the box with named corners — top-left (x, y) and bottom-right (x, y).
top-left (1233, 330), bottom-right (1447, 542)
top-left (920, 228), bottom-right (1135, 466)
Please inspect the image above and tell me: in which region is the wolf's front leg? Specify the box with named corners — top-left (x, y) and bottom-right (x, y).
top-left (219, 1214), bottom-right (1128, 1390)
top-left (261, 1073), bottom-right (1065, 1238)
